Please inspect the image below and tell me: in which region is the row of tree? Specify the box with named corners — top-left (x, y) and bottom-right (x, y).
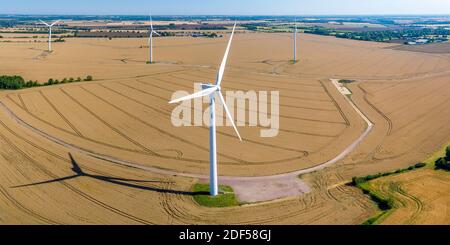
top-left (305, 27), bottom-right (450, 43)
top-left (0, 75), bottom-right (93, 90)
top-left (352, 162), bottom-right (426, 185)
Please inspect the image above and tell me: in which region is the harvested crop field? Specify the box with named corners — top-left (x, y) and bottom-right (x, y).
top-left (364, 168), bottom-right (450, 224)
top-left (0, 32), bottom-right (449, 224)
top-left (391, 42), bottom-right (450, 54)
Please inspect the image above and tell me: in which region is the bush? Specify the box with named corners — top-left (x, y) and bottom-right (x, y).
top-left (435, 157), bottom-right (450, 171)
top-left (352, 177), bottom-right (365, 185)
top-left (434, 145), bottom-right (450, 171)
top-left (370, 193), bottom-right (393, 211)
top-left (84, 75), bottom-right (93, 81)
top-left (414, 162), bottom-right (426, 168)
top-left (446, 146), bottom-right (450, 160)
top-left (24, 80), bottom-right (38, 88)
top-left (0, 75), bottom-right (26, 89)
top-left (46, 78), bottom-right (60, 85)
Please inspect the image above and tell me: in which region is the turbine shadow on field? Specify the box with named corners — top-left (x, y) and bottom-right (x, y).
top-left (12, 153), bottom-right (208, 196)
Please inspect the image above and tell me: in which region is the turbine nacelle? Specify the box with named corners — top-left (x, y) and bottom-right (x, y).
top-left (39, 19), bottom-right (60, 27)
top-left (201, 83), bottom-right (219, 91)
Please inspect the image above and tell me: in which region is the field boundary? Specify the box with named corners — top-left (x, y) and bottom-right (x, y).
top-left (356, 140), bottom-right (450, 225)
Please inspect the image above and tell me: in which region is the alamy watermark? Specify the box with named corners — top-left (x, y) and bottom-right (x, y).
top-left (171, 83), bottom-right (280, 137)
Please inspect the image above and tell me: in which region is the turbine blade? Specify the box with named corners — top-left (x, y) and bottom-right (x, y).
top-left (215, 21), bottom-right (237, 86)
top-left (218, 91), bottom-right (242, 141)
top-left (153, 31), bottom-right (161, 36)
top-left (150, 13), bottom-right (154, 31)
top-left (169, 86), bottom-right (217, 104)
top-left (148, 34), bottom-right (152, 45)
top-left (50, 20), bottom-right (61, 27)
top-left (39, 20), bottom-right (50, 27)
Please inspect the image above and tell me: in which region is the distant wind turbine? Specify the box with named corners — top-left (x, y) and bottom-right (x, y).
top-left (148, 13), bottom-right (161, 63)
top-left (39, 20), bottom-right (60, 52)
top-left (169, 22), bottom-right (242, 196)
top-left (293, 18), bottom-right (298, 62)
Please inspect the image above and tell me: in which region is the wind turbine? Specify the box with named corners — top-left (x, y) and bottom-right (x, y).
top-left (148, 13), bottom-right (161, 63)
top-left (39, 20), bottom-right (60, 52)
top-left (293, 18), bottom-right (298, 62)
top-left (169, 22), bottom-right (242, 196)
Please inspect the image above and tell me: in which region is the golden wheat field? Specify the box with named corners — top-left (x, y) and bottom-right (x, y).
top-left (0, 32), bottom-right (449, 224)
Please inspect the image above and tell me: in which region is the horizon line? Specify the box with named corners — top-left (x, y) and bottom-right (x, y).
top-left (1, 13), bottom-right (450, 17)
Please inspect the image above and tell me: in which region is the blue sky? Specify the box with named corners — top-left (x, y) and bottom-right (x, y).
top-left (2, 0), bottom-right (450, 15)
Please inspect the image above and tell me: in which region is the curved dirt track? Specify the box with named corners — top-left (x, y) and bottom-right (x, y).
top-left (1, 66), bottom-right (356, 176)
top-left (0, 77), bottom-right (374, 202)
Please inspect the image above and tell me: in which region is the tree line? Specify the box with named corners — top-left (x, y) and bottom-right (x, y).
top-left (305, 27), bottom-right (450, 43)
top-left (435, 146), bottom-right (450, 171)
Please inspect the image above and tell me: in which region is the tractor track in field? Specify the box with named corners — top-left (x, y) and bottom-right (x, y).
top-left (159, 182), bottom-right (198, 224)
top-left (0, 122), bottom-right (155, 225)
top-left (133, 78), bottom-right (346, 125)
top-left (6, 94), bottom-right (152, 155)
top-left (81, 84), bottom-right (311, 162)
top-left (0, 77), bottom-right (374, 203)
top-left (39, 91), bottom-right (84, 137)
top-left (320, 80), bottom-right (350, 126)
top-left (186, 72), bottom-right (327, 95)
top-left (17, 94), bottom-right (28, 112)
top-left (392, 183), bottom-right (424, 224)
top-left (137, 78), bottom-right (344, 120)
top-left (380, 81), bottom-right (449, 116)
top-left (90, 83), bottom-right (314, 154)
top-left (354, 84), bottom-right (393, 160)
top-left (170, 73), bottom-right (336, 105)
top-left (193, 70), bottom-right (323, 88)
top-left (0, 112), bottom-right (184, 224)
top-left (0, 112), bottom-right (151, 181)
top-left (60, 87), bottom-right (158, 155)
top-left (102, 81), bottom-right (341, 138)
top-left (160, 187), bottom-right (321, 224)
top-left (372, 102), bottom-right (450, 161)
top-left (157, 73), bottom-right (332, 104)
top-left (0, 184), bottom-right (61, 224)
top-left (382, 87), bottom-right (450, 136)
top-left (1, 97), bottom-right (313, 172)
top-left (1, 111), bottom-right (189, 224)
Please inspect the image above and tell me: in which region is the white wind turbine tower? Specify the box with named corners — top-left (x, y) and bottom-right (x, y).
top-left (39, 20), bottom-right (60, 52)
top-left (169, 22), bottom-right (242, 196)
top-left (148, 13), bottom-right (161, 63)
